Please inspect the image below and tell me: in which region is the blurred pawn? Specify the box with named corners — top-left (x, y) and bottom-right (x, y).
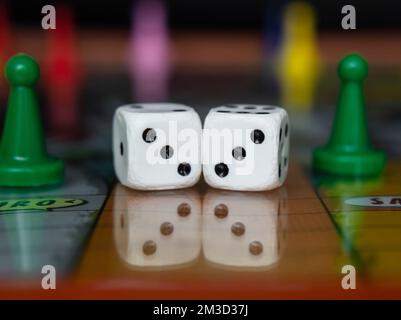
top-left (276, 1), bottom-right (320, 112)
top-left (44, 5), bottom-right (82, 140)
top-left (129, 0), bottom-right (170, 102)
top-left (263, 0), bottom-right (288, 58)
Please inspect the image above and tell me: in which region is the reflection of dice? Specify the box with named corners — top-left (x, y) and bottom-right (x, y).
top-left (203, 104), bottom-right (290, 191)
top-left (202, 189), bottom-right (287, 268)
top-left (113, 103), bottom-right (202, 190)
top-left (113, 184), bottom-right (201, 268)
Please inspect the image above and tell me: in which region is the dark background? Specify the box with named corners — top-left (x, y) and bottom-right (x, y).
top-left (5, 0), bottom-right (401, 30)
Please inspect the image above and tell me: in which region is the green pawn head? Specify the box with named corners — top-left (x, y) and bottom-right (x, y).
top-left (5, 54), bottom-right (40, 87)
top-left (338, 53), bottom-right (368, 81)
top-left (0, 53), bottom-right (64, 187)
top-left (313, 53), bottom-right (385, 177)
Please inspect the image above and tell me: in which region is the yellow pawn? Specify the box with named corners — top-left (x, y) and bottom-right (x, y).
top-left (276, 1), bottom-right (320, 111)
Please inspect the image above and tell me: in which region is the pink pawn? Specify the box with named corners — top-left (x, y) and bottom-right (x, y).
top-left (129, 0), bottom-right (170, 102)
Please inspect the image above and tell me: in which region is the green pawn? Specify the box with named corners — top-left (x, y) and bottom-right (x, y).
top-left (313, 53), bottom-right (385, 176)
top-left (0, 54), bottom-right (64, 186)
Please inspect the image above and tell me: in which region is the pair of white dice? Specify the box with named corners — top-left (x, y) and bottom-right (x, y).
top-left (113, 103), bottom-right (290, 191)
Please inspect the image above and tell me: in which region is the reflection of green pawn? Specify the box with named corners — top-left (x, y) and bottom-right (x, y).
top-left (0, 54), bottom-right (64, 186)
top-left (313, 53), bottom-right (385, 176)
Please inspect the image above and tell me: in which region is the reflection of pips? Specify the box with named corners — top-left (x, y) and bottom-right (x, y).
top-left (214, 203), bottom-right (263, 255)
top-left (249, 241), bottom-right (263, 256)
top-left (214, 203), bottom-right (229, 219)
top-left (177, 203), bottom-right (191, 217)
top-left (160, 222), bottom-right (174, 236)
top-left (142, 240), bottom-right (157, 256)
top-left (231, 222), bottom-right (246, 236)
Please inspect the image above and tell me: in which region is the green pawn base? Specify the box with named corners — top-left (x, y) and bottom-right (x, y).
top-left (313, 147), bottom-right (385, 177)
top-left (0, 158), bottom-right (64, 187)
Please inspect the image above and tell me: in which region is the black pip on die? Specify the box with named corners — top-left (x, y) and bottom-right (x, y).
top-left (202, 104), bottom-right (290, 191)
top-left (113, 103), bottom-right (202, 190)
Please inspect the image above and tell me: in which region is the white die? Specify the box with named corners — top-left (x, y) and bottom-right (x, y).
top-left (113, 185), bottom-right (202, 268)
top-left (113, 103), bottom-right (202, 190)
top-left (202, 104), bottom-right (290, 191)
top-left (202, 190), bottom-right (286, 269)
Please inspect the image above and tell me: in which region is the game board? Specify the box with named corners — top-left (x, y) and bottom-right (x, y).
top-left (2, 161), bottom-right (401, 299)
top-left (74, 161), bottom-right (401, 299)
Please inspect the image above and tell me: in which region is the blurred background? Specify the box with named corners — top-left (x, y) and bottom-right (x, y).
top-left (7, 0), bottom-right (401, 29)
top-left (0, 0), bottom-right (400, 163)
